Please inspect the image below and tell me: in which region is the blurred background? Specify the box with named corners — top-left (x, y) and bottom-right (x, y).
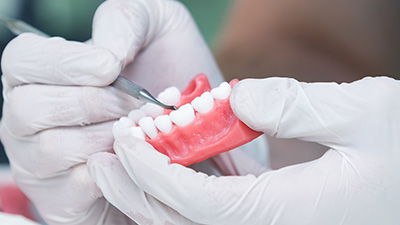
top-left (0, 0), bottom-right (399, 168)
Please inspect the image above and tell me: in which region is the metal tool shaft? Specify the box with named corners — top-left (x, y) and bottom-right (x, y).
top-left (112, 76), bottom-right (178, 110)
top-left (0, 14), bottom-right (49, 37)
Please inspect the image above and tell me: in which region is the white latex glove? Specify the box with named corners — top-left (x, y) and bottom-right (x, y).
top-left (88, 76), bottom-right (400, 225)
top-left (0, 212), bottom-right (40, 225)
top-left (0, 0), bottom-right (224, 224)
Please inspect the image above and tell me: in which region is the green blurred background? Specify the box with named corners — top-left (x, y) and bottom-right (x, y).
top-left (0, 0), bottom-right (230, 51)
top-left (0, 0), bottom-right (231, 163)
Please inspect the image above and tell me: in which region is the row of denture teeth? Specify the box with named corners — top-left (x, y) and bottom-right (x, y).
top-left (112, 82), bottom-right (231, 140)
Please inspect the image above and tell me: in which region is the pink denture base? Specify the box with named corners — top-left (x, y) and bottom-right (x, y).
top-left (147, 74), bottom-right (263, 166)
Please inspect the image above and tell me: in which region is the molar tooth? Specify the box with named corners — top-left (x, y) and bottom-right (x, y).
top-left (154, 115), bottom-right (173, 133)
top-left (128, 109), bottom-right (147, 124)
top-left (157, 86), bottom-right (181, 105)
top-left (169, 103), bottom-right (195, 127)
top-left (211, 82), bottom-right (231, 100)
top-left (191, 91), bottom-right (214, 114)
top-left (138, 116), bottom-right (158, 139)
top-left (140, 103), bottom-right (164, 118)
top-left (129, 126), bottom-right (146, 140)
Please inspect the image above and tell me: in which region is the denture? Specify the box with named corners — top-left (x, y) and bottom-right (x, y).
top-left (112, 74), bottom-right (262, 166)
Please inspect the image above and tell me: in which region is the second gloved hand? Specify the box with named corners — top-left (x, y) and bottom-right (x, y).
top-left (88, 76), bottom-right (400, 225)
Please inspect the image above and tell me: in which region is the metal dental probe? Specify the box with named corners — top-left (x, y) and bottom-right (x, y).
top-left (0, 14), bottom-right (178, 111)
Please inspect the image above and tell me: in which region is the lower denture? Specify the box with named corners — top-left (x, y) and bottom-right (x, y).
top-left (146, 74), bottom-right (263, 166)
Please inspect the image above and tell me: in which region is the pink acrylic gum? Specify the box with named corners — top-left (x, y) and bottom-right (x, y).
top-left (146, 74), bottom-right (263, 166)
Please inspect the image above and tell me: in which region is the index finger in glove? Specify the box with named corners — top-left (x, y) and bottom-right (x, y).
top-left (1, 33), bottom-right (121, 88)
top-left (230, 76), bottom-right (400, 149)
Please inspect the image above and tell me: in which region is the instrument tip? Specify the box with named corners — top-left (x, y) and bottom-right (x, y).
top-left (167, 105), bottom-right (179, 111)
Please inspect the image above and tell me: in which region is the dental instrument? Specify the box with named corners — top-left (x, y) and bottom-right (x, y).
top-left (0, 14), bottom-right (178, 111)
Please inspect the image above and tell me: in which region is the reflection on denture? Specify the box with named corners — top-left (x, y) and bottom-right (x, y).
top-left (112, 74), bottom-right (262, 166)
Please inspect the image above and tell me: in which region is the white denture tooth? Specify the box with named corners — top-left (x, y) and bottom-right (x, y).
top-left (119, 117), bottom-right (135, 127)
top-left (128, 109), bottom-right (147, 124)
top-left (140, 103), bottom-right (164, 118)
top-left (112, 121), bottom-right (130, 139)
top-left (129, 126), bottom-right (146, 140)
top-left (191, 91), bottom-right (214, 114)
top-left (138, 116), bottom-right (158, 139)
top-left (157, 86), bottom-right (181, 105)
top-left (211, 82), bottom-right (231, 100)
top-left (169, 103), bottom-right (195, 127)
top-left (154, 115), bottom-right (173, 133)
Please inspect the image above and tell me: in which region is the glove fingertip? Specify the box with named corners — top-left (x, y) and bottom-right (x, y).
top-left (230, 79), bottom-right (261, 130)
top-left (87, 152), bottom-right (119, 176)
top-left (230, 77), bottom-right (298, 134)
top-left (1, 33), bottom-right (44, 84)
top-left (90, 48), bottom-right (122, 86)
top-left (114, 136), bottom-right (171, 169)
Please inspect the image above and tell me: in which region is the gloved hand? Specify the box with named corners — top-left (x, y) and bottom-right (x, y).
top-left (0, 0), bottom-right (224, 224)
top-left (0, 212), bottom-right (40, 225)
top-left (88, 76), bottom-right (400, 225)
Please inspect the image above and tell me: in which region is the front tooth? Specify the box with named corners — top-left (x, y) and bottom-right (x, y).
top-left (169, 103), bottom-right (195, 127)
top-left (154, 115), bottom-right (173, 133)
top-left (157, 86), bottom-right (181, 105)
top-left (211, 82), bottom-right (231, 100)
top-left (112, 117), bottom-right (135, 139)
top-left (140, 103), bottom-right (164, 118)
top-left (138, 116), bottom-right (158, 139)
top-left (128, 109), bottom-right (147, 124)
top-left (129, 127), bottom-right (146, 140)
top-left (112, 121), bottom-right (130, 139)
top-left (119, 117), bottom-right (135, 127)
top-left (191, 91), bottom-right (214, 113)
